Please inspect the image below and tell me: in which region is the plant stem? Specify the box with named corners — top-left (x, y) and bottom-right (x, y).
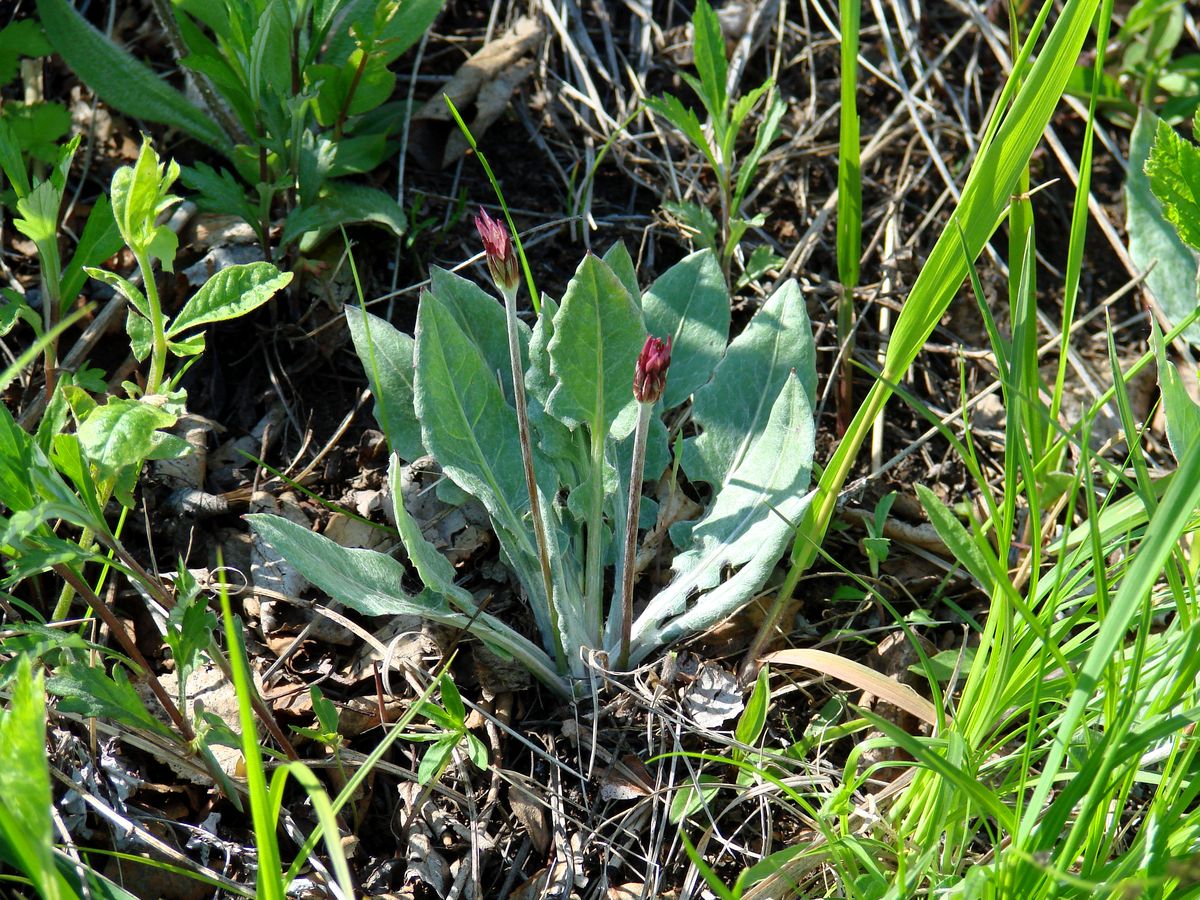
top-left (502, 287), bottom-right (566, 672)
top-left (619, 401), bottom-right (653, 669)
top-left (584, 425), bottom-right (607, 644)
top-left (334, 48), bottom-right (371, 140)
top-left (134, 247), bottom-right (168, 394)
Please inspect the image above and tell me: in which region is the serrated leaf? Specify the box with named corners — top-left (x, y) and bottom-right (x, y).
top-left (48, 663), bottom-right (175, 739)
top-left (14, 178), bottom-right (61, 245)
top-left (76, 398), bottom-right (177, 484)
top-left (663, 199), bottom-right (720, 249)
top-left (734, 91), bottom-right (786, 205)
top-left (168, 262), bottom-right (292, 337)
top-left (165, 591), bottom-right (216, 691)
top-left (641, 249), bottom-right (729, 408)
top-left (547, 254), bottom-right (645, 436)
top-left (631, 373), bottom-right (815, 660)
top-left (1126, 108), bottom-right (1200, 345)
top-left (179, 162), bottom-right (260, 236)
top-left (1146, 116), bottom-right (1200, 253)
top-left (644, 94), bottom-right (717, 174)
top-left (344, 305), bottom-right (424, 461)
top-left (682, 279), bottom-right (816, 489)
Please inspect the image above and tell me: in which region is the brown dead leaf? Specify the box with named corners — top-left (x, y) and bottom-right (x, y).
top-left (510, 785), bottom-right (551, 854)
top-left (409, 17), bottom-right (543, 169)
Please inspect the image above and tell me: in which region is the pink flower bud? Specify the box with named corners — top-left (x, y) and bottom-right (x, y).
top-left (633, 335), bottom-right (672, 403)
top-left (473, 206), bottom-right (520, 295)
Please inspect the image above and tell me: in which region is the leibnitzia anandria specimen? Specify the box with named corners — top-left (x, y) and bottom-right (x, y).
top-left (251, 216), bottom-right (817, 696)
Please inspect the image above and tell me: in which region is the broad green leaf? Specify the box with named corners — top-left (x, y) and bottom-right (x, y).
top-left (414, 292), bottom-right (536, 536)
top-left (377, 0), bottom-right (446, 62)
top-left (429, 266), bottom-right (529, 405)
top-left (1126, 108), bottom-right (1200, 344)
top-left (915, 484), bottom-right (995, 592)
top-left (247, 513), bottom-right (427, 617)
top-left (0, 403), bottom-right (38, 512)
top-left (76, 398), bottom-right (176, 484)
top-left (0, 19), bottom-right (52, 81)
top-left (0, 657), bottom-right (71, 900)
top-left (682, 279), bottom-right (815, 489)
top-left (168, 262), bottom-right (292, 337)
top-left (641, 249), bottom-right (729, 408)
top-left (36, 0), bottom-right (229, 151)
top-left (48, 662), bottom-right (175, 739)
top-left (282, 182), bottom-right (407, 250)
top-left (1145, 115), bottom-right (1200, 253)
top-left (547, 254), bottom-right (645, 436)
top-left (344, 305), bottom-right (424, 461)
top-left (632, 373), bottom-right (815, 660)
top-left (736, 664), bottom-right (771, 746)
top-left (126, 308), bottom-right (152, 361)
top-left (602, 241), bottom-right (639, 302)
top-left (0, 101), bottom-right (71, 166)
top-left (669, 773), bottom-right (722, 824)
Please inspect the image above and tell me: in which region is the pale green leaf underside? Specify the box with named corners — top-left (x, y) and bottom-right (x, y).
top-left (1126, 108), bottom-right (1200, 346)
top-left (344, 305), bottom-right (424, 461)
top-left (630, 373), bottom-right (815, 660)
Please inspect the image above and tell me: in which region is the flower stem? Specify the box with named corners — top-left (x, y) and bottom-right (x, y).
top-left (619, 401), bottom-right (653, 669)
top-left (503, 288), bottom-right (566, 673)
top-left (585, 424), bottom-right (606, 644)
top-left (134, 247), bottom-right (168, 394)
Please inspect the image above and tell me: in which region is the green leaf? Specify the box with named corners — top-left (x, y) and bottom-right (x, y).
top-left (1126, 108), bottom-right (1200, 345)
top-left (76, 397), bottom-right (177, 484)
top-left (48, 662), bottom-right (175, 739)
top-left (682, 279), bottom-right (816, 489)
top-left (602, 241), bottom-right (640, 303)
top-left (736, 664), bottom-right (771, 747)
top-left (344, 305), bottom-right (424, 461)
top-left (1153, 325), bottom-right (1200, 463)
top-left (0, 657), bottom-right (72, 900)
top-left (641, 249), bottom-right (730, 408)
top-left (546, 254), bottom-right (645, 436)
top-left (644, 94), bottom-right (718, 173)
top-left (168, 262), bottom-right (292, 337)
top-left (669, 773), bottom-right (722, 825)
top-left (164, 573), bottom-right (217, 691)
top-left (417, 735), bottom-right (456, 785)
top-left (0, 101), bottom-right (71, 165)
top-left (14, 178), bottom-right (61, 245)
top-left (126, 308), bottom-right (152, 361)
top-left (282, 182), bottom-right (407, 251)
top-left (1145, 116), bottom-right (1200, 253)
top-left (60, 196), bottom-right (124, 307)
top-left (35, 0), bottom-right (230, 152)
top-left (735, 91), bottom-right (786, 206)
top-left (691, 0), bottom-right (728, 121)
top-left (377, 0), bottom-right (446, 62)
top-left (429, 265), bottom-right (529, 405)
top-left (0, 19), bottom-right (53, 82)
top-left (663, 199), bottom-right (720, 250)
top-left (85, 266), bottom-right (151, 319)
top-left (914, 484), bottom-right (994, 592)
top-left (633, 373), bottom-right (815, 660)
top-left (247, 513), bottom-right (431, 616)
top-left (179, 162), bottom-right (261, 237)
top-left (414, 292), bottom-right (533, 535)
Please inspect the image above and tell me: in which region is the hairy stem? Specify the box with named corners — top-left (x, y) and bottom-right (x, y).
top-left (502, 287), bottom-right (565, 672)
top-left (619, 402), bottom-right (653, 669)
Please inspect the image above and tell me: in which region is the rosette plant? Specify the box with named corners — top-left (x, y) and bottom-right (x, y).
top-left (250, 215), bottom-right (817, 696)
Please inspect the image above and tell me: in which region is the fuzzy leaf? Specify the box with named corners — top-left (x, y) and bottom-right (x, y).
top-left (414, 293), bottom-right (533, 535)
top-left (682, 279), bottom-right (815, 489)
top-left (631, 373), bottom-right (815, 660)
top-left (547, 254), bottom-right (645, 437)
top-left (641, 249), bottom-right (729, 408)
top-left (344, 305), bottom-right (424, 461)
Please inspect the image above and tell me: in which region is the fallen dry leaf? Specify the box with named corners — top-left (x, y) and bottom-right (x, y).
top-left (409, 16), bottom-right (543, 168)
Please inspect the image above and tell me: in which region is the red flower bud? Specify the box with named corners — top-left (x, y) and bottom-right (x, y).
top-left (633, 335), bottom-right (672, 403)
top-left (473, 206), bottom-right (520, 295)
